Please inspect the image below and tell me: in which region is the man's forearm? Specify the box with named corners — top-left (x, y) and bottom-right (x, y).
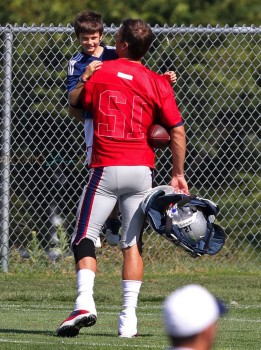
top-left (170, 125), bottom-right (186, 177)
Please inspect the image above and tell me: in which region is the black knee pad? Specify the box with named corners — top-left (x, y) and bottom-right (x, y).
top-left (72, 238), bottom-right (96, 264)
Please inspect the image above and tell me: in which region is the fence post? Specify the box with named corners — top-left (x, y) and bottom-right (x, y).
top-left (1, 27), bottom-right (13, 272)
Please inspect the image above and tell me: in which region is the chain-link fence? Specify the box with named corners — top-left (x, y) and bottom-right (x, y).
top-left (1, 25), bottom-right (260, 273)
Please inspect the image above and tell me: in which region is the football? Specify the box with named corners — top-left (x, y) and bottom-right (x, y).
top-left (147, 124), bottom-right (170, 149)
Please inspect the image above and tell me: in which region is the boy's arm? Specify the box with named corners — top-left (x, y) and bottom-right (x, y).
top-left (68, 60), bottom-right (102, 106)
top-left (68, 83), bottom-right (86, 107)
top-left (162, 71), bottom-right (177, 84)
top-left (67, 105), bottom-right (84, 123)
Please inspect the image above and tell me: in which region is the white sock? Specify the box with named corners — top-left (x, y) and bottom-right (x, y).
top-left (118, 280), bottom-right (142, 336)
top-left (121, 280), bottom-right (142, 312)
top-left (74, 269), bottom-right (96, 314)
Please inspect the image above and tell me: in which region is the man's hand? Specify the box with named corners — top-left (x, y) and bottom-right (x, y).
top-left (170, 175), bottom-right (189, 194)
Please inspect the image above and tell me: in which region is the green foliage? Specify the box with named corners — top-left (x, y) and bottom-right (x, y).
top-left (1, 0), bottom-right (261, 26)
top-left (56, 224), bottom-right (69, 256)
top-left (1, 6), bottom-right (260, 271)
top-left (27, 230), bottom-right (45, 263)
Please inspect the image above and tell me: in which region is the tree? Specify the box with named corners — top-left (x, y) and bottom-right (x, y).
top-left (1, 0), bottom-right (261, 26)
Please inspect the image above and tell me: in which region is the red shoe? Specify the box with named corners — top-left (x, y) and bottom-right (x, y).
top-left (56, 310), bottom-right (97, 337)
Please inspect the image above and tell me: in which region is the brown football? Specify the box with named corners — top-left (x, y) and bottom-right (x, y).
top-left (147, 124), bottom-right (170, 149)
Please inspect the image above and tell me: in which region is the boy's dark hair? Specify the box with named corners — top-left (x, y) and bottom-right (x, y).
top-left (120, 19), bottom-right (153, 60)
top-left (73, 11), bottom-right (104, 38)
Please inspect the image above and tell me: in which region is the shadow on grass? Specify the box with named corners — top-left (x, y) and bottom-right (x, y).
top-left (0, 329), bottom-right (53, 336)
top-left (0, 329), bottom-right (153, 338)
top-left (94, 332), bottom-right (153, 338)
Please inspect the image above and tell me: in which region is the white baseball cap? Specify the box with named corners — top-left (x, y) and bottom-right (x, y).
top-left (163, 284), bottom-right (227, 337)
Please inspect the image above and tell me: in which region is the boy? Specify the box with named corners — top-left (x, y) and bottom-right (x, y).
top-left (67, 12), bottom-right (120, 246)
top-left (67, 11), bottom-right (177, 246)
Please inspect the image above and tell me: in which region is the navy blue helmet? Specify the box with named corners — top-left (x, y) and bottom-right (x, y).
top-left (141, 186), bottom-right (226, 258)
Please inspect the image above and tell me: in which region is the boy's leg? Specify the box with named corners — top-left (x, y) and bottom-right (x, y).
top-left (105, 201), bottom-right (121, 246)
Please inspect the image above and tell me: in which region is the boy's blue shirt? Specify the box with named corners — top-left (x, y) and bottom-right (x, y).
top-left (67, 45), bottom-right (118, 92)
top-left (66, 45), bottom-right (118, 164)
top-left (67, 45), bottom-right (118, 118)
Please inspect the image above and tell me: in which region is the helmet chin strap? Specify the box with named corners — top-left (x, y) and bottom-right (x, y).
top-left (165, 215), bottom-right (172, 233)
top-left (176, 194), bottom-right (197, 208)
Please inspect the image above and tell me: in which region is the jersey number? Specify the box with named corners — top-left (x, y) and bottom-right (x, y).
top-left (98, 90), bottom-right (146, 139)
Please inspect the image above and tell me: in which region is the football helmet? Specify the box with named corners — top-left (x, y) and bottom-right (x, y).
top-left (168, 205), bottom-right (207, 244)
top-left (141, 186), bottom-right (226, 258)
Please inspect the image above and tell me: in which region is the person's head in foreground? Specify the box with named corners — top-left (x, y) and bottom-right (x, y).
top-left (163, 284), bottom-right (227, 350)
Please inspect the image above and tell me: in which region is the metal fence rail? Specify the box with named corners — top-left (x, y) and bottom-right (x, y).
top-left (1, 25), bottom-right (260, 272)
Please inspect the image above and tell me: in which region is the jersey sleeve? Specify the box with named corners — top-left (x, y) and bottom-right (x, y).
top-left (81, 81), bottom-right (94, 111)
top-left (157, 79), bottom-right (184, 128)
top-left (67, 60), bottom-right (82, 92)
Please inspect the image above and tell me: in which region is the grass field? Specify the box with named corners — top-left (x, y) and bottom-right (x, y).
top-left (0, 269), bottom-right (260, 350)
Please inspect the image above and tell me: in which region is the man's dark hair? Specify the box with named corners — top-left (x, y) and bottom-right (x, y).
top-left (120, 19), bottom-right (153, 60)
top-left (73, 11), bottom-right (104, 38)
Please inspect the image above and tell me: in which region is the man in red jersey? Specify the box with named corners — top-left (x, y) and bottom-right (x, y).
top-left (56, 18), bottom-right (189, 338)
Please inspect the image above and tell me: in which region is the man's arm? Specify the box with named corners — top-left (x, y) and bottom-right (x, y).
top-left (169, 125), bottom-right (189, 194)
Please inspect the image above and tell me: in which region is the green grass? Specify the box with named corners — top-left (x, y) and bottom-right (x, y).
top-left (0, 269), bottom-right (260, 349)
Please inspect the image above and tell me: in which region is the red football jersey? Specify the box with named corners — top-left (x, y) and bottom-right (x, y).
top-left (81, 58), bottom-right (183, 168)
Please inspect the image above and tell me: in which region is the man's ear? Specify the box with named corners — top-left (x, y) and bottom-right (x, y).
top-left (121, 41), bottom-right (128, 50)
